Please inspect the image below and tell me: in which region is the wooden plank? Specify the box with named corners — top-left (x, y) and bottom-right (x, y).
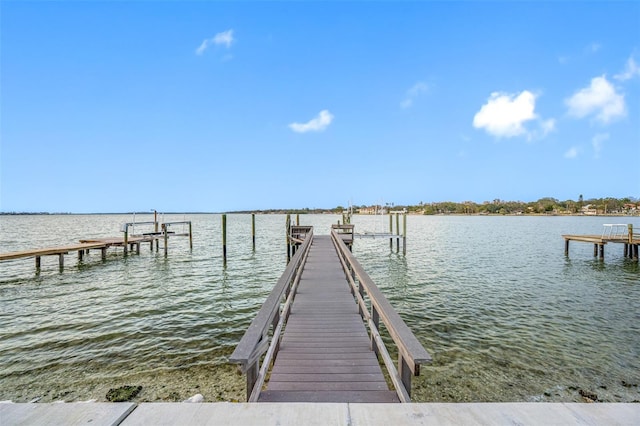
top-left (259, 390), bottom-right (399, 403)
top-left (268, 381), bottom-right (389, 391)
top-left (272, 358), bottom-right (382, 367)
top-left (0, 242), bottom-right (109, 261)
top-left (271, 365), bottom-right (383, 374)
top-left (268, 373), bottom-right (386, 382)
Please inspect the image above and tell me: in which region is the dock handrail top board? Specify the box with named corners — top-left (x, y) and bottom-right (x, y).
top-left (229, 227), bottom-right (314, 372)
top-left (331, 228), bottom-right (432, 372)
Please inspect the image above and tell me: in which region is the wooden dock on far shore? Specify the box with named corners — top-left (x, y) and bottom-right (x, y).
top-left (0, 220), bottom-right (192, 271)
top-left (563, 223), bottom-right (639, 260)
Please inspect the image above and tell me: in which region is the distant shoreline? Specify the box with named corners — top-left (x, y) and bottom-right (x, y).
top-left (1, 212), bottom-right (638, 217)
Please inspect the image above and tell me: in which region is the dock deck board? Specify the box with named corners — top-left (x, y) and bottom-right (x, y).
top-left (260, 235), bottom-right (399, 403)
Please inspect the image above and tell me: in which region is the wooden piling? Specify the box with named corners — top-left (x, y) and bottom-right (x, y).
top-left (154, 210), bottom-right (158, 233)
top-left (35, 256), bottom-right (41, 269)
top-left (252, 214), bottom-right (256, 251)
top-left (189, 222), bottom-right (193, 251)
top-left (163, 224), bottom-right (168, 257)
top-left (123, 227), bottom-right (129, 255)
top-left (389, 214), bottom-right (393, 250)
top-left (222, 214), bottom-right (227, 265)
top-left (403, 213), bottom-right (407, 255)
top-left (594, 244), bottom-right (598, 257)
top-left (599, 244), bottom-right (604, 259)
top-left (396, 213), bottom-right (400, 252)
top-left (58, 253), bottom-right (64, 269)
top-left (286, 214), bottom-right (291, 263)
top-left (564, 239), bottom-right (570, 255)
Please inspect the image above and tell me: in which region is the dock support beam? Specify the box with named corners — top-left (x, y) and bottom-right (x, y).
top-left (35, 256), bottom-right (41, 269)
top-left (599, 244), bottom-right (604, 259)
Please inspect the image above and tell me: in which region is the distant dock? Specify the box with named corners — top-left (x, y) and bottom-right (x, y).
top-left (563, 223), bottom-right (639, 260)
top-left (0, 219), bottom-right (192, 271)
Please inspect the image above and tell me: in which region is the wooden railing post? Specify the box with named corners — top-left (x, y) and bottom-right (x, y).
top-left (398, 355), bottom-right (412, 398)
top-left (371, 305), bottom-right (380, 356)
top-left (246, 361), bottom-right (259, 401)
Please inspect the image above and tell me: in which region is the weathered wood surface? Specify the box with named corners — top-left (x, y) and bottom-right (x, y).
top-left (0, 242), bottom-right (109, 261)
top-left (563, 234), bottom-right (640, 243)
top-left (260, 235), bottom-right (398, 403)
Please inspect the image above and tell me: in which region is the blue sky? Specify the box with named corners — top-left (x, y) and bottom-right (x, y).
top-left (1, 1), bottom-right (639, 213)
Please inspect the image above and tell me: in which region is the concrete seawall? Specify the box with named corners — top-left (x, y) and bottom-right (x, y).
top-left (2, 402), bottom-right (638, 425)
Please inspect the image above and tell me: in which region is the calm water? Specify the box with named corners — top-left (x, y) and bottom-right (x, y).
top-left (1, 214), bottom-right (639, 403)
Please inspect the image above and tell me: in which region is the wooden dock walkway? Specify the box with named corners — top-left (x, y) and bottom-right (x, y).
top-left (260, 235), bottom-right (398, 403)
top-left (231, 226), bottom-right (431, 403)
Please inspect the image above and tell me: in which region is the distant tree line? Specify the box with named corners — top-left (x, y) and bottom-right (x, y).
top-left (343, 196), bottom-right (640, 216)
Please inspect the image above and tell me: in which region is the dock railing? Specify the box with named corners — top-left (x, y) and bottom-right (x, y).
top-left (230, 226), bottom-right (314, 401)
top-left (330, 228), bottom-right (431, 402)
top-left (601, 224), bottom-right (629, 240)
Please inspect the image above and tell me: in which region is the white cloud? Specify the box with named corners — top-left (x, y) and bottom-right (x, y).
top-left (564, 147), bottom-right (579, 159)
top-left (587, 42), bottom-right (602, 53)
top-left (289, 110), bottom-right (334, 133)
top-left (472, 91), bottom-right (538, 138)
top-left (614, 56), bottom-right (640, 81)
top-left (540, 118), bottom-right (556, 136)
top-left (401, 82), bottom-right (428, 109)
top-left (196, 29), bottom-right (234, 55)
top-left (592, 133), bottom-right (609, 158)
top-left (565, 75), bottom-right (625, 124)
